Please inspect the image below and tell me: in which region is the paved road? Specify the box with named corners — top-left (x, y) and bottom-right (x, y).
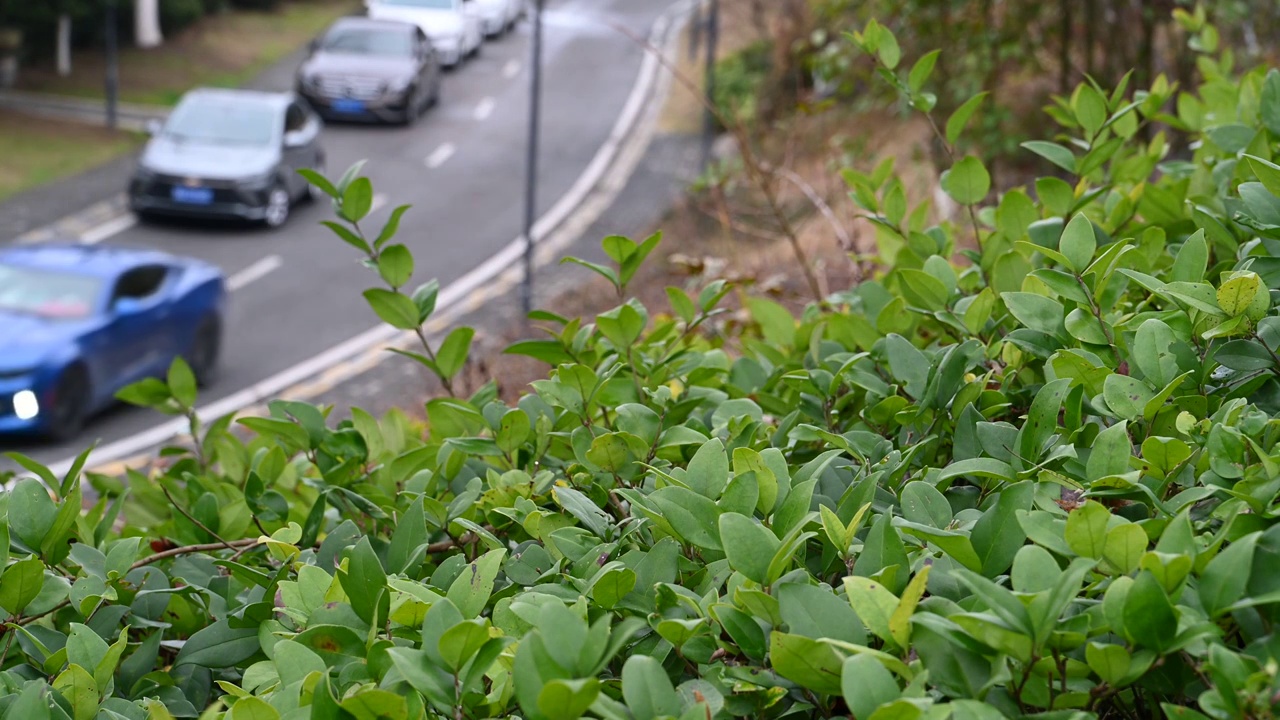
top-left (1, 0), bottom-right (678, 468)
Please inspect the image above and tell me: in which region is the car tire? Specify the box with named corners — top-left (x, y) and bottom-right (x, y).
top-left (44, 365), bottom-right (90, 443)
top-left (263, 184), bottom-right (291, 229)
top-left (186, 315), bottom-right (222, 388)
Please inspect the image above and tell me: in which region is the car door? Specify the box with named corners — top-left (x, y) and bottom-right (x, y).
top-left (104, 264), bottom-right (178, 391)
top-left (281, 100), bottom-right (321, 198)
top-left (416, 29), bottom-right (438, 95)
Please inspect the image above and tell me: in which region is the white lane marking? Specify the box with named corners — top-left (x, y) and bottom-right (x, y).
top-left (41, 0), bottom-right (696, 479)
top-left (424, 143), bottom-right (456, 169)
top-left (80, 214), bottom-right (138, 245)
top-left (227, 255), bottom-right (283, 291)
top-left (502, 59), bottom-right (521, 78)
top-left (370, 193), bottom-right (389, 214)
top-left (474, 97), bottom-right (496, 121)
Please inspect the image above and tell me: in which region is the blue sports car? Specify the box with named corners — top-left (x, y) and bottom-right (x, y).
top-left (0, 244), bottom-right (226, 441)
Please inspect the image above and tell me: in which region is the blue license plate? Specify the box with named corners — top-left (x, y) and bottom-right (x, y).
top-left (332, 98), bottom-right (366, 113)
top-left (171, 186), bottom-right (213, 205)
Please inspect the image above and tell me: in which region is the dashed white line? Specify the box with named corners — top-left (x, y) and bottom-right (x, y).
top-left (424, 143), bottom-right (456, 169)
top-left (227, 254), bottom-right (283, 291)
top-left (502, 59), bottom-right (521, 78)
top-left (474, 97), bottom-right (496, 121)
top-left (80, 214), bottom-right (138, 245)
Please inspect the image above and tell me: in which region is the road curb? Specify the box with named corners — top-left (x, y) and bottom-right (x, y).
top-left (46, 0), bottom-right (698, 479)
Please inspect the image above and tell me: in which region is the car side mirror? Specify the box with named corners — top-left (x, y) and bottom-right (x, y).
top-left (114, 297), bottom-right (145, 317)
top-left (145, 118), bottom-right (163, 136)
top-left (284, 130), bottom-right (307, 148)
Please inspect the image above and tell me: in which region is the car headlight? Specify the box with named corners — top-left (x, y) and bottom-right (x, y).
top-left (13, 390), bottom-right (39, 421)
top-left (386, 75), bottom-right (415, 93)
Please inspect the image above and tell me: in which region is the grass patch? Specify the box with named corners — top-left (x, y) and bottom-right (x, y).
top-left (16, 0), bottom-right (359, 106)
top-left (0, 111), bottom-right (142, 202)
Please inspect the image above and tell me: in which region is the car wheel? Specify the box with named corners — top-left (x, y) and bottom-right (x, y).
top-left (186, 315), bottom-right (222, 387)
top-left (263, 184), bottom-right (291, 228)
top-left (44, 365), bottom-right (90, 443)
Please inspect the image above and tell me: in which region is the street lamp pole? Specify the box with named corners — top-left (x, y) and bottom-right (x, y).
top-left (520, 0), bottom-right (545, 318)
top-left (700, 0), bottom-right (719, 171)
top-left (104, 0), bottom-right (119, 130)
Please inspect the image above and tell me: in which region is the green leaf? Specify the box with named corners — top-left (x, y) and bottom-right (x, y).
top-left (1001, 292), bottom-right (1066, 336)
top-left (622, 656), bottom-right (682, 720)
top-left (1170, 230), bottom-right (1208, 283)
top-left (174, 619), bottom-right (260, 668)
top-left (8, 477), bottom-right (56, 550)
top-left (229, 697), bottom-right (281, 720)
top-left (747, 296), bottom-right (797, 348)
top-left (907, 50), bottom-right (940, 92)
top-left (842, 654), bottom-right (901, 720)
top-left (970, 482), bottom-right (1034, 577)
top-left (167, 356), bottom-right (197, 409)
top-left (0, 557), bottom-right (46, 616)
top-left (1065, 501), bottom-right (1110, 559)
top-left (844, 576), bottom-right (900, 648)
top-left (446, 548), bottom-right (506, 618)
top-left (377, 243), bottom-right (414, 288)
top-left (412, 279), bottom-right (440, 321)
top-left (1218, 273), bottom-right (1261, 317)
top-left (686, 438), bottom-right (730, 499)
top-left (321, 220), bottom-right (371, 254)
top-left (1122, 570), bottom-right (1178, 652)
top-left (53, 664), bottom-right (98, 720)
top-left (946, 92), bottom-right (988, 145)
top-left (1133, 319), bottom-right (1183, 388)
top-left (941, 156), bottom-right (991, 205)
top-left (375, 204), bottom-right (412, 250)
top-left (1199, 532), bottom-right (1258, 617)
top-left (538, 678), bottom-right (599, 720)
top-left (363, 288), bottom-right (421, 330)
top-left (1103, 374), bottom-right (1156, 422)
top-left (718, 513), bottom-right (781, 584)
top-left (438, 619), bottom-right (490, 673)
top-left (1086, 642), bottom-right (1131, 685)
top-left (341, 176), bottom-right (374, 222)
top-left (341, 536), bottom-right (387, 625)
top-left (1074, 83), bottom-right (1108, 139)
top-left (1086, 420), bottom-right (1131, 483)
top-left (1021, 140), bottom-right (1077, 173)
top-left (435, 327), bottom-right (475, 380)
top-left (297, 167), bottom-right (338, 198)
top-left (889, 566), bottom-right (930, 647)
top-left (1058, 213), bottom-right (1096, 274)
top-left (884, 333), bottom-right (930, 400)
top-left (1017, 377), bottom-right (1072, 465)
top-left (900, 481), bottom-right (952, 528)
top-left (769, 632), bottom-right (845, 695)
top-left (1244, 153), bottom-right (1280, 196)
top-left (1103, 523), bottom-right (1147, 574)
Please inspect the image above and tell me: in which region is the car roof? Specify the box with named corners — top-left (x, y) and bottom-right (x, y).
top-left (0, 244), bottom-right (182, 278)
top-left (327, 16), bottom-right (419, 33)
top-left (180, 87), bottom-right (294, 111)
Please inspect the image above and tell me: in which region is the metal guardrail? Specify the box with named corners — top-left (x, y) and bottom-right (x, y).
top-left (0, 89), bottom-right (167, 132)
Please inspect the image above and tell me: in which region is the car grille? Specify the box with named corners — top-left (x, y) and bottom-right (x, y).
top-left (315, 76), bottom-right (389, 100)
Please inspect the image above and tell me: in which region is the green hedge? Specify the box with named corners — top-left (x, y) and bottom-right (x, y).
top-left (3, 9), bottom-right (1280, 720)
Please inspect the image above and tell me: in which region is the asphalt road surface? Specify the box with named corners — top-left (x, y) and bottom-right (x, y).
top-left (1, 0), bottom-right (677, 468)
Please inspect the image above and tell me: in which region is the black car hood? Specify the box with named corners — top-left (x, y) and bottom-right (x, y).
top-left (301, 53), bottom-right (417, 80)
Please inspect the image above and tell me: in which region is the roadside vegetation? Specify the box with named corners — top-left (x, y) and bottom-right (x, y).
top-left (5, 3), bottom-right (1280, 720)
top-left (0, 114), bottom-right (141, 202)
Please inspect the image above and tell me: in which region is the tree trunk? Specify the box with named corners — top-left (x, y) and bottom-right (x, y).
top-left (56, 12), bottom-right (71, 76)
top-left (1059, 0), bottom-right (1072, 94)
top-left (135, 0), bottom-right (163, 49)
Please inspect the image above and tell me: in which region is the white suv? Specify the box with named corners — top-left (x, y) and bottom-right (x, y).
top-left (366, 0), bottom-right (482, 67)
top-left (474, 0), bottom-right (522, 37)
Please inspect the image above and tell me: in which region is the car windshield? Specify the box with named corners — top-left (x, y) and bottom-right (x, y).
top-left (321, 27), bottom-right (415, 57)
top-left (163, 95), bottom-right (278, 147)
top-left (0, 264), bottom-right (101, 320)
top-left (375, 0), bottom-right (456, 9)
